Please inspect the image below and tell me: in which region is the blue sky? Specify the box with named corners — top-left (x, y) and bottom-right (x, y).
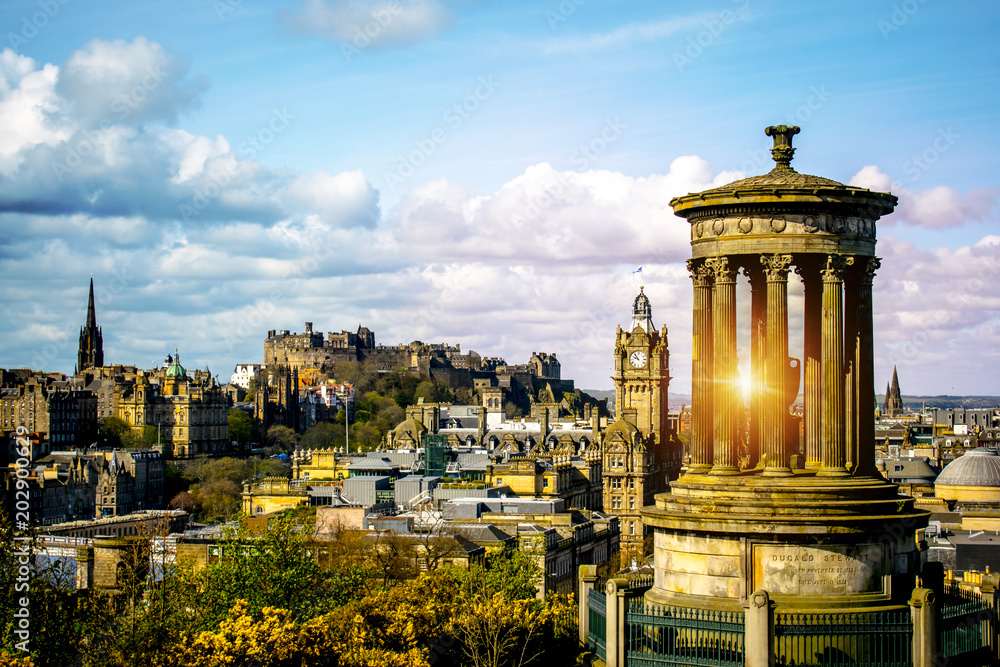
top-left (0, 0), bottom-right (997, 395)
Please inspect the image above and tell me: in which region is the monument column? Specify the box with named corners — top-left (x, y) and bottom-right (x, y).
top-left (746, 265), bottom-right (766, 470)
top-left (688, 259), bottom-right (714, 473)
top-left (856, 257), bottom-right (881, 476)
top-left (796, 260), bottom-right (822, 468)
top-left (844, 260), bottom-right (860, 471)
top-left (761, 254), bottom-right (793, 476)
top-left (708, 256), bottom-right (739, 475)
top-left (819, 254), bottom-right (852, 476)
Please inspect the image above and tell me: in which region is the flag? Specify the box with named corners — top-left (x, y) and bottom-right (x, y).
top-left (632, 266), bottom-right (642, 274)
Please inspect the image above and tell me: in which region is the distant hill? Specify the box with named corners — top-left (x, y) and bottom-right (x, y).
top-left (885, 395), bottom-right (1000, 410)
top-left (581, 389), bottom-right (692, 417)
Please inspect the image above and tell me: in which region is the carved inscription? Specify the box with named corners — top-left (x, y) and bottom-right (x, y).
top-left (754, 545), bottom-right (883, 595)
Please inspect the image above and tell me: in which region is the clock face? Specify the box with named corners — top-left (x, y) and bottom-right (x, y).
top-left (629, 350), bottom-right (647, 368)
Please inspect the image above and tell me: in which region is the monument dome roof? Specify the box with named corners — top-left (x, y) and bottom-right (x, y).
top-left (669, 125), bottom-right (897, 220)
top-left (935, 448), bottom-right (1000, 487)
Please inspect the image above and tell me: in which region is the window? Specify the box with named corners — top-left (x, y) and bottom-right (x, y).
top-left (629, 478), bottom-right (635, 490)
top-left (629, 498), bottom-right (635, 510)
top-left (629, 522), bottom-right (635, 535)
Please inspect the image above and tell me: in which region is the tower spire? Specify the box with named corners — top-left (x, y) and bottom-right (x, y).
top-left (86, 278), bottom-right (97, 330)
top-left (77, 278), bottom-right (104, 372)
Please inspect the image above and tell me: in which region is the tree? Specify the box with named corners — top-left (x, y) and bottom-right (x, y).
top-left (456, 594), bottom-right (551, 667)
top-left (228, 409), bottom-right (253, 447)
top-left (266, 425), bottom-right (298, 450)
top-left (168, 491), bottom-right (201, 514)
top-left (191, 480), bottom-right (241, 522)
top-left (300, 422), bottom-right (337, 450)
top-left (99, 415), bottom-right (134, 448)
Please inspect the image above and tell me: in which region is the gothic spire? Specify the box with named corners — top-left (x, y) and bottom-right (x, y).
top-left (77, 278), bottom-right (104, 371)
top-left (86, 278), bottom-right (97, 331)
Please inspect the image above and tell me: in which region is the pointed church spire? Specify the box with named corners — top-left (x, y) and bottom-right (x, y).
top-left (885, 366), bottom-right (904, 418)
top-left (86, 278), bottom-right (97, 330)
top-left (77, 278), bottom-right (104, 372)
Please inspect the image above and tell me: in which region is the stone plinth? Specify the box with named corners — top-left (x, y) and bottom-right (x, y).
top-left (642, 472), bottom-right (928, 611)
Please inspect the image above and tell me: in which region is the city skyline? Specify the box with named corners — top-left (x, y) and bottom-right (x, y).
top-left (0, 0), bottom-right (997, 394)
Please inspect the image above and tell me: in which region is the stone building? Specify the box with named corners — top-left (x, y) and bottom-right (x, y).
top-left (253, 364), bottom-right (300, 434)
top-left (605, 288), bottom-right (679, 547)
top-left (1, 369), bottom-right (98, 458)
top-left (260, 321), bottom-right (588, 423)
top-left (115, 354), bottom-right (229, 458)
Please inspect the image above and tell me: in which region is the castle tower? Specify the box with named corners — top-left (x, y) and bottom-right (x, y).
top-left (884, 366), bottom-right (904, 418)
top-left (640, 127), bottom-right (928, 619)
top-left (77, 278), bottom-right (104, 371)
top-left (606, 287), bottom-right (676, 545)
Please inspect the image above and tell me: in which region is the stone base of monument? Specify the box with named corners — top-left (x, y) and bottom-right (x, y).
top-left (641, 472), bottom-right (930, 612)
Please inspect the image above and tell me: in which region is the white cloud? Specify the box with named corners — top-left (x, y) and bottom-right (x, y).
top-left (0, 42), bottom-right (381, 228)
top-left (54, 37), bottom-right (208, 128)
top-left (278, 0), bottom-right (453, 49)
top-left (542, 15), bottom-right (711, 55)
top-left (850, 165), bottom-right (998, 229)
top-left (283, 170), bottom-right (380, 228)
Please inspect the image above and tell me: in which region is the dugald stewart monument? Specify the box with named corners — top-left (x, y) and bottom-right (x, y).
top-left (582, 127), bottom-right (998, 667)
top-left (655, 123), bottom-right (926, 606)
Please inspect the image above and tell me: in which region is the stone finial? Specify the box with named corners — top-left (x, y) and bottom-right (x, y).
top-left (765, 125), bottom-right (800, 170)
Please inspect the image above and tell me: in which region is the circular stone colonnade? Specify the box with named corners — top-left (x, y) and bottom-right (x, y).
top-left (642, 126), bottom-right (929, 612)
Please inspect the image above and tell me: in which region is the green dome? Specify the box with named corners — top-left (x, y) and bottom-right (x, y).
top-left (166, 350), bottom-right (186, 378)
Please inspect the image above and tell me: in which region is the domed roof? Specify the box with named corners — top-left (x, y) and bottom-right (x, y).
top-left (166, 349), bottom-right (186, 378)
top-left (631, 287), bottom-right (654, 332)
top-left (669, 125), bottom-right (897, 220)
top-left (698, 168), bottom-right (847, 194)
top-left (936, 449), bottom-right (1000, 487)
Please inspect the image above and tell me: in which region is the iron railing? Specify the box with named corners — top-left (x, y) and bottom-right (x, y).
top-left (626, 599), bottom-right (744, 667)
top-left (939, 582), bottom-right (993, 666)
top-left (588, 587), bottom-right (607, 661)
top-left (773, 610), bottom-right (911, 667)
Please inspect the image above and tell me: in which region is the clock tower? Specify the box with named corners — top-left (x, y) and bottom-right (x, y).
top-left (604, 287), bottom-right (676, 548)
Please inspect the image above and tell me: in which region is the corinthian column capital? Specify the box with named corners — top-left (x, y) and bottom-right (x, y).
top-left (686, 258), bottom-right (714, 286)
top-left (761, 254), bottom-right (793, 281)
top-left (821, 254), bottom-right (854, 282)
top-left (860, 257), bottom-right (881, 285)
top-left (706, 257), bottom-right (737, 283)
